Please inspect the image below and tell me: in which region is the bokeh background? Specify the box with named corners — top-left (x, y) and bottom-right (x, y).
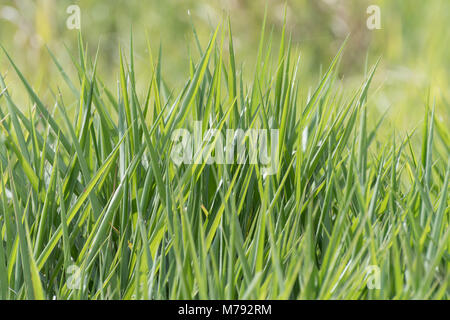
top-left (0, 0), bottom-right (449, 133)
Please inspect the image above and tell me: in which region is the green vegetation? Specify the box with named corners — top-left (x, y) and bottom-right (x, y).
top-left (0, 8), bottom-right (448, 300)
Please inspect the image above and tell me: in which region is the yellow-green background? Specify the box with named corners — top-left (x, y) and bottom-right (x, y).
top-left (0, 0), bottom-right (448, 132)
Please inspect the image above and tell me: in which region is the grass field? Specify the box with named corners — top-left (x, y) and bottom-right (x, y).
top-left (0, 2), bottom-right (448, 300)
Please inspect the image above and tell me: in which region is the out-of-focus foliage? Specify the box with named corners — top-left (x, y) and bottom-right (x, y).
top-left (0, 0), bottom-right (449, 131)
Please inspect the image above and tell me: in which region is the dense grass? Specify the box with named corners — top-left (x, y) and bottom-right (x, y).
top-left (0, 17), bottom-right (448, 299)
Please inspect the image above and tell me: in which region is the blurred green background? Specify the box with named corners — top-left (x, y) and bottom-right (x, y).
top-left (0, 0), bottom-right (449, 132)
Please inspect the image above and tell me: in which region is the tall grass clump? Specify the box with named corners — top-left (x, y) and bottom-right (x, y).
top-left (0, 17), bottom-right (448, 300)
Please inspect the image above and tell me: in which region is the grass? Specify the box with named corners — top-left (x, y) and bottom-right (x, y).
top-left (0, 16), bottom-right (448, 300)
